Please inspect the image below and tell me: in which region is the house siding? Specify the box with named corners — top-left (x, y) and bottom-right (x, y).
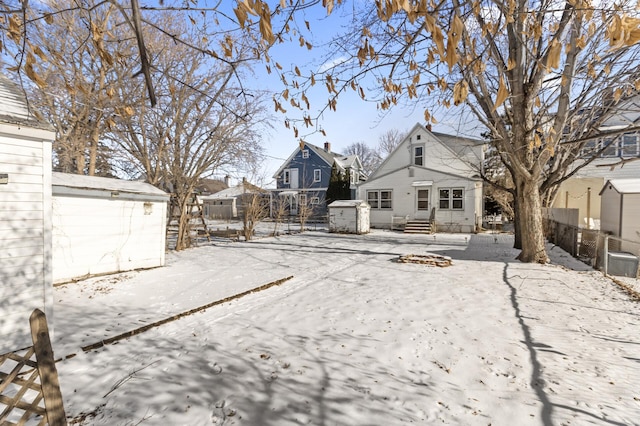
top-left (276, 147), bottom-right (332, 190)
top-left (0, 133), bottom-right (53, 353)
top-left (359, 124), bottom-right (483, 233)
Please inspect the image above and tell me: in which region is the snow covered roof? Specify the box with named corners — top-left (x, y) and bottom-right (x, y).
top-left (52, 172), bottom-right (168, 198)
top-left (0, 73), bottom-right (53, 131)
top-left (199, 181), bottom-right (266, 200)
top-left (601, 178), bottom-right (640, 194)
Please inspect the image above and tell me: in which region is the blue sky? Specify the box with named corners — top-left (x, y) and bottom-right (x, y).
top-left (234, 2), bottom-right (484, 188)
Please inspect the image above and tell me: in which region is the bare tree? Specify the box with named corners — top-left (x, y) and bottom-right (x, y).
top-left (272, 1), bottom-right (640, 263)
top-left (377, 129), bottom-right (405, 158)
top-left (344, 141), bottom-right (380, 175)
top-left (241, 192), bottom-right (270, 241)
top-left (297, 195), bottom-right (315, 233)
top-left (270, 194), bottom-right (290, 237)
top-left (12, 0), bottom-right (122, 176)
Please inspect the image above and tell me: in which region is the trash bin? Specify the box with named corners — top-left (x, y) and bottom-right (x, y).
top-left (607, 251), bottom-right (639, 278)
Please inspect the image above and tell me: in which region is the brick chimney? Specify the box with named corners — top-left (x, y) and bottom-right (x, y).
top-left (324, 142), bottom-right (331, 152)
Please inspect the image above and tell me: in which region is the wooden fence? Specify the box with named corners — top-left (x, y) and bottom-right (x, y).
top-left (0, 309), bottom-right (66, 426)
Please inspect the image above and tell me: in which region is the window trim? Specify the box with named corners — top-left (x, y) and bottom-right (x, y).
top-left (283, 169), bottom-right (290, 184)
top-left (367, 189), bottom-right (392, 210)
top-left (310, 196), bottom-right (320, 205)
top-left (302, 149), bottom-right (309, 159)
top-left (413, 145), bottom-right (424, 166)
top-left (439, 187), bottom-right (464, 210)
top-left (313, 169), bottom-right (322, 182)
top-left (417, 188), bottom-right (430, 211)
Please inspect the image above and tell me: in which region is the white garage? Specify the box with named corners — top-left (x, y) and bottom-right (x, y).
top-left (52, 173), bottom-right (169, 283)
top-left (0, 74), bottom-right (55, 352)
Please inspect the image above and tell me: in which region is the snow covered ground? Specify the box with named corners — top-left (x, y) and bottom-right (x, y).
top-left (51, 229), bottom-right (639, 425)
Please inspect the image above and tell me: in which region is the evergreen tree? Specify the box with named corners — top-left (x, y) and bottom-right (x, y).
top-left (326, 163), bottom-right (351, 204)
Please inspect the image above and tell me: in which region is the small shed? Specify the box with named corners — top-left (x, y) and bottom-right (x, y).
top-left (0, 74), bottom-right (55, 352)
top-left (328, 200), bottom-right (370, 234)
top-left (52, 173), bottom-right (170, 283)
top-left (599, 179), bottom-right (640, 265)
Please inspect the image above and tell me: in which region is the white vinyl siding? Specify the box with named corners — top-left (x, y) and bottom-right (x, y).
top-left (52, 184), bottom-right (168, 284)
top-left (0, 134), bottom-right (53, 353)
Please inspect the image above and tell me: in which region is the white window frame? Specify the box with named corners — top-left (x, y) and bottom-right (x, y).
top-left (367, 190), bottom-right (392, 210)
top-left (302, 149), bottom-right (309, 159)
top-left (313, 169), bottom-right (322, 182)
top-left (439, 188), bottom-right (464, 210)
top-left (413, 145), bottom-right (424, 166)
top-left (283, 169), bottom-right (290, 184)
top-left (310, 196), bottom-right (320, 205)
top-left (299, 193), bottom-right (307, 206)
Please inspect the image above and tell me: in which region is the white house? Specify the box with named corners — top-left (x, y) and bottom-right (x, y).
top-left (599, 178), bottom-right (640, 253)
top-left (552, 94), bottom-right (640, 228)
top-left (0, 74), bottom-right (56, 352)
top-left (52, 172), bottom-right (170, 283)
top-left (357, 123), bottom-right (484, 233)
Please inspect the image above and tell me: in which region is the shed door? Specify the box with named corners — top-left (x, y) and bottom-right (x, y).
top-left (415, 188), bottom-right (430, 219)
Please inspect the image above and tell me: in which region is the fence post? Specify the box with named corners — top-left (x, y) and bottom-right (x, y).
top-left (30, 309), bottom-right (67, 426)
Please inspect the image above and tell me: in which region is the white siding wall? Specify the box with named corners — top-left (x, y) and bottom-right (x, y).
top-left (0, 134), bottom-right (52, 352)
top-left (359, 167), bottom-right (479, 232)
top-left (52, 195), bottom-right (167, 283)
top-left (599, 186), bottom-right (621, 236)
top-left (620, 194), bottom-right (640, 248)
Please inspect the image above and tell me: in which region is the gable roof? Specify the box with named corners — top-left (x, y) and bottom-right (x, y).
top-left (366, 123), bottom-right (483, 182)
top-left (600, 178), bottom-right (640, 195)
top-left (200, 180), bottom-right (266, 200)
top-left (0, 73), bottom-right (53, 131)
top-left (272, 142), bottom-right (340, 178)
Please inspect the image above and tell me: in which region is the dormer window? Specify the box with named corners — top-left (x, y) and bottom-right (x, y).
top-left (302, 149), bottom-right (309, 159)
top-left (413, 145), bottom-right (424, 166)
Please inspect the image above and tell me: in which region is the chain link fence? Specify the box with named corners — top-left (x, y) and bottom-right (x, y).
top-left (545, 220), bottom-right (639, 278)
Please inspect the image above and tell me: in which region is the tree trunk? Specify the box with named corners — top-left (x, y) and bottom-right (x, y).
top-left (514, 177), bottom-right (548, 263)
top-left (175, 194), bottom-right (192, 251)
top-left (513, 195), bottom-right (521, 249)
